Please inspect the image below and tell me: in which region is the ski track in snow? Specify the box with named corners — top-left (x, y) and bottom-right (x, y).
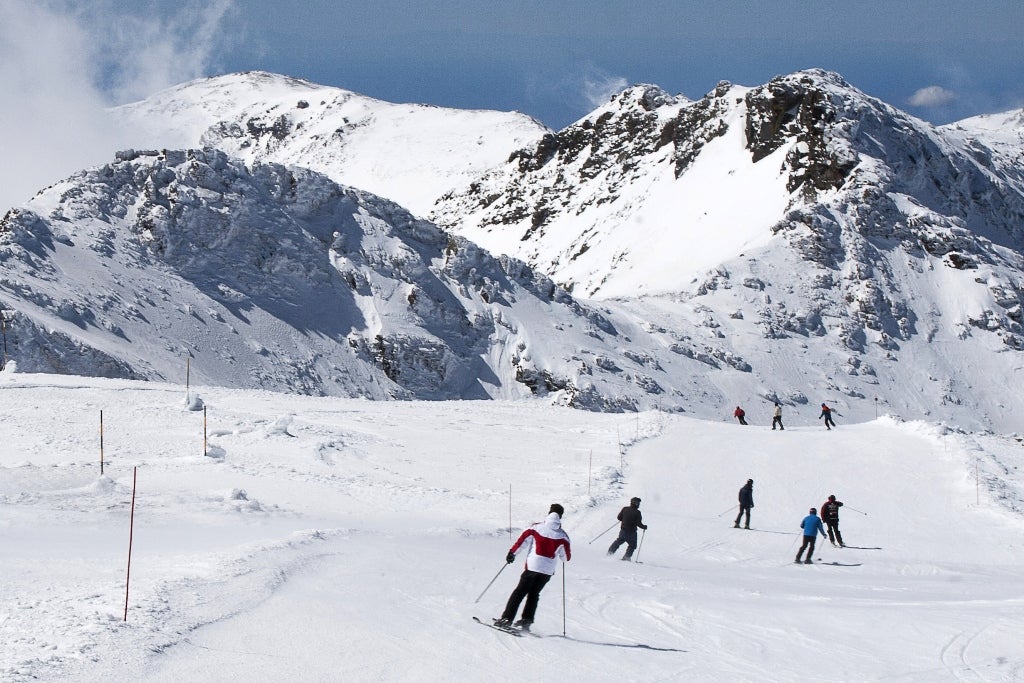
top-left (2, 374), bottom-right (1024, 681)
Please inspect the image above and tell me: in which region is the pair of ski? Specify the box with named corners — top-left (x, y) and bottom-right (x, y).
top-left (472, 616), bottom-right (537, 637)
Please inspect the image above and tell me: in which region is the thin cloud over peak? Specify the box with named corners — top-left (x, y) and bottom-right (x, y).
top-left (582, 68), bottom-right (629, 110)
top-left (908, 85), bottom-right (957, 107)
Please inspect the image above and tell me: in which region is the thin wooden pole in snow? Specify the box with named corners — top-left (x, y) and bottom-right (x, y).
top-left (588, 450), bottom-right (592, 498)
top-left (124, 466), bottom-right (137, 621)
top-left (976, 458), bottom-right (980, 505)
top-left (99, 410), bottom-right (104, 476)
top-left (617, 427), bottom-right (622, 472)
top-left (203, 405), bottom-right (208, 457)
top-left (186, 356), bottom-right (190, 398)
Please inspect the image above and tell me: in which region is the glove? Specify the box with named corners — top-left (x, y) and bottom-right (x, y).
top-left (505, 551), bottom-right (516, 564)
top-left (641, 524), bottom-right (649, 530)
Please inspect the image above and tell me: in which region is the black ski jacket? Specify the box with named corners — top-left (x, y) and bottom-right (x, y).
top-left (821, 500), bottom-right (843, 522)
top-left (738, 484), bottom-right (754, 508)
top-left (617, 505), bottom-right (647, 531)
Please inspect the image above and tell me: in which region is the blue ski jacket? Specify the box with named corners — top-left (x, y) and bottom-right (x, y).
top-left (800, 514), bottom-right (826, 538)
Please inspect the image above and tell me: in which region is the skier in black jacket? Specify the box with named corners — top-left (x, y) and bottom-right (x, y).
top-left (734, 479), bottom-right (754, 529)
top-left (820, 494), bottom-right (845, 547)
top-left (607, 497), bottom-right (647, 561)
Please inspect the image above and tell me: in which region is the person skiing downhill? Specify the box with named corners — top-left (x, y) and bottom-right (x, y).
top-left (771, 403), bottom-right (784, 430)
top-left (820, 494), bottom-right (845, 547)
top-left (495, 503), bottom-right (571, 631)
top-left (795, 507), bottom-right (827, 564)
top-left (734, 406), bottom-right (748, 425)
top-left (734, 479), bottom-right (754, 529)
top-left (819, 403), bottom-right (835, 430)
top-left (607, 497), bottom-right (647, 561)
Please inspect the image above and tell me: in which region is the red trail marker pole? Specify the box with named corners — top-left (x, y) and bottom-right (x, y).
top-left (124, 466), bottom-right (137, 621)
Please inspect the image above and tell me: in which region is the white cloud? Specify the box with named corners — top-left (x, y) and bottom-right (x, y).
top-left (0, 0), bottom-right (234, 213)
top-left (908, 85), bottom-right (956, 108)
top-left (582, 69), bottom-right (629, 110)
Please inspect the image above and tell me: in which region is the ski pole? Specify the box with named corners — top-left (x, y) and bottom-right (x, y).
top-left (718, 505), bottom-right (737, 517)
top-left (634, 529), bottom-right (646, 562)
top-left (474, 561), bottom-right (509, 604)
top-left (588, 522), bottom-right (618, 544)
top-left (845, 506), bottom-right (868, 515)
top-left (561, 562), bottom-right (566, 637)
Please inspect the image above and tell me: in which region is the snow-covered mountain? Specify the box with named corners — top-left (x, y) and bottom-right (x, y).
top-left (430, 70), bottom-right (1024, 431)
top-left (432, 70), bottom-right (1024, 297)
top-left (0, 148), bottom-right (726, 409)
top-left (112, 71), bottom-right (549, 217)
top-left (4, 69), bottom-right (1024, 430)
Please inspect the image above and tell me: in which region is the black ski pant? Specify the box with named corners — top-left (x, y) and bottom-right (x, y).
top-left (608, 528), bottom-right (639, 558)
top-left (823, 415), bottom-right (835, 429)
top-left (501, 569), bottom-right (551, 623)
top-left (825, 520), bottom-right (844, 546)
top-left (736, 416), bottom-right (748, 425)
top-left (734, 506), bottom-right (751, 528)
top-left (772, 416), bottom-right (784, 430)
top-left (795, 535), bottom-right (818, 562)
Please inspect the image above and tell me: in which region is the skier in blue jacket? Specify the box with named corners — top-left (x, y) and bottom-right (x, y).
top-left (795, 507), bottom-right (827, 564)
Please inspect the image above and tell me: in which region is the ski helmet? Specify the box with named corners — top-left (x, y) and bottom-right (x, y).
top-left (630, 497), bottom-right (641, 505)
top-left (828, 495), bottom-right (836, 501)
top-left (809, 507), bottom-right (817, 514)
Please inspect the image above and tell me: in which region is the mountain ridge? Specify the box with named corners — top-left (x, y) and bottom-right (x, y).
top-left (3, 68), bottom-right (1024, 431)
top-left (112, 70), bottom-right (550, 218)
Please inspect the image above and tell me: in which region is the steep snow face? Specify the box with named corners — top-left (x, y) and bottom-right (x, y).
top-left (432, 82), bottom-right (793, 300)
top-left (939, 108), bottom-right (1024, 188)
top-left (111, 71), bottom-right (550, 217)
top-left (941, 108), bottom-right (1024, 156)
top-left (0, 148), bottom-right (749, 412)
top-left (430, 79), bottom-right (794, 298)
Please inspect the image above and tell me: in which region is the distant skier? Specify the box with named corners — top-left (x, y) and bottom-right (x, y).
top-left (734, 406), bottom-right (748, 425)
top-left (819, 403), bottom-right (835, 430)
top-left (734, 479), bottom-right (754, 529)
top-left (495, 503), bottom-right (571, 631)
top-left (607, 497), bottom-right (648, 561)
top-left (820, 494), bottom-right (845, 547)
top-left (771, 403), bottom-right (784, 430)
top-left (795, 507), bottom-right (827, 564)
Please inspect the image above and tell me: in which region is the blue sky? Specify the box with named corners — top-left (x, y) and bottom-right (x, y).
top-left (1, 0), bottom-right (1023, 209)
top-left (186, 0), bottom-right (1022, 128)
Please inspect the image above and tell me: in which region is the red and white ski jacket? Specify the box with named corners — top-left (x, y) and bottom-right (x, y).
top-left (508, 512), bottom-right (572, 576)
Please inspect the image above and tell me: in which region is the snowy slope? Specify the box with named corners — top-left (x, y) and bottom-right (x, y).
top-left (111, 71), bottom-right (549, 217)
top-left (941, 108), bottom-right (1024, 158)
top-left (2, 373), bottom-right (1022, 682)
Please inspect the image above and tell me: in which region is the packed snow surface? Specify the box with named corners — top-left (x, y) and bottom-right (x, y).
top-left (2, 372), bottom-right (1022, 681)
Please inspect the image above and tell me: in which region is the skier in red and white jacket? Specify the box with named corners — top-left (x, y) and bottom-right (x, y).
top-left (494, 503), bottom-right (571, 631)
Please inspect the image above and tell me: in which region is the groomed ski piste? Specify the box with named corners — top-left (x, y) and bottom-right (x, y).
top-left (2, 371), bottom-right (1023, 681)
